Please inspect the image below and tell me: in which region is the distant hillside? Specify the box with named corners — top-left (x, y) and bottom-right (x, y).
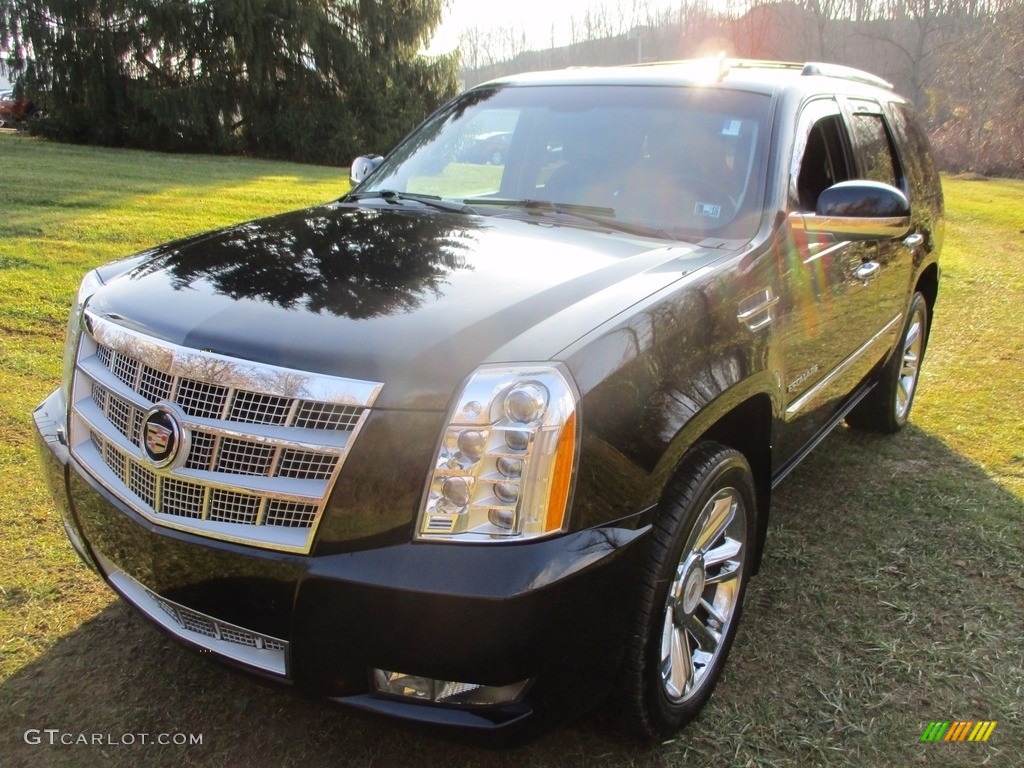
top-left (457, 0), bottom-right (1024, 176)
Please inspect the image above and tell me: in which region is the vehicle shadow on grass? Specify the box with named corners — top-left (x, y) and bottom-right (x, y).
top-left (1, 424), bottom-right (1021, 768)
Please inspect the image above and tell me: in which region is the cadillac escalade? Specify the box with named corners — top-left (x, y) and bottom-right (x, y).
top-left (34, 59), bottom-right (942, 739)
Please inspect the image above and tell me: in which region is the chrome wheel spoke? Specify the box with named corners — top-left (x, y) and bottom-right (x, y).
top-left (904, 321), bottom-right (922, 348)
top-left (668, 627), bottom-right (691, 697)
top-left (660, 608), bottom-right (692, 699)
top-left (685, 612), bottom-right (721, 651)
top-left (704, 537), bottom-right (741, 567)
top-left (701, 597), bottom-right (727, 627)
top-left (660, 605), bottom-right (675, 665)
top-left (704, 558), bottom-right (741, 585)
top-left (694, 492), bottom-right (735, 553)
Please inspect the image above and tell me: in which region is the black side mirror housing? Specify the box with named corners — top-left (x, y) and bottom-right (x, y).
top-left (816, 180), bottom-right (910, 218)
top-left (791, 180), bottom-right (912, 240)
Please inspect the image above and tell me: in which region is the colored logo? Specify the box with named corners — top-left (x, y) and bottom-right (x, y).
top-left (140, 403), bottom-right (190, 470)
top-left (920, 721), bottom-right (997, 742)
top-left (145, 421), bottom-right (171, 454)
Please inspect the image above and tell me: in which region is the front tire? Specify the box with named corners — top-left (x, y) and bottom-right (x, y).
top-left (619, 443), bottom-right (756, 738)
top-left (847, 291), bottom-right (929, 434)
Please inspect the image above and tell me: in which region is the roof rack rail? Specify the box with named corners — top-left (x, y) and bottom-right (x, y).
top-left (633, 58), bottom-right (894, 89)
top-left (723, 59), bottom-right (805, 72)
top-left (801, 62), bottom-right (893, 90)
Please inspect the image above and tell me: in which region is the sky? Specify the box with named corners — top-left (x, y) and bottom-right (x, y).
top-left (426, 0), bottom-right (682, 55)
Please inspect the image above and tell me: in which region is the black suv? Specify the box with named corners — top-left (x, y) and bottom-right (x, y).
top-left (34, 59), bottom-right (942, 739)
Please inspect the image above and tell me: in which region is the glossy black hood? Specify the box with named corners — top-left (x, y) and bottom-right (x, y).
top-left (87, 203), bottom-right (724, 409)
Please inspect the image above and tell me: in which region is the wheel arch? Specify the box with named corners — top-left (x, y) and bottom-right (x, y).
top-left (651, 388), bottom-right (775, 576)
top-left (915, 261), bottom-right (939, 349)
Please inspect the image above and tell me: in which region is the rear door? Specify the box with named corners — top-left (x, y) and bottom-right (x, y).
top-left (842, 98), bottom-right (918, 347)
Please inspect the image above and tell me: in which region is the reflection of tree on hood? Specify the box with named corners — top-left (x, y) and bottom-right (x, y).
top-left (131, 206), bottom-right (474, 319)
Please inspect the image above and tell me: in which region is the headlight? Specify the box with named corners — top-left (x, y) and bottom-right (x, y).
top-left (417, 365), bottom-right (579, 542)
top-left (60, 268), bottom-right (105, 400)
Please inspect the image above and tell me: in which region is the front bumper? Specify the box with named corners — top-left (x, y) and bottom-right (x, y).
top-left (33, 387), bottom-right (650, 733)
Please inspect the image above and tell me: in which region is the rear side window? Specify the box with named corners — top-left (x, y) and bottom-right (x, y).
top-left (888, 103), bottom-right (941, 200)
top-left (848, 109), bottom-right (902, 189)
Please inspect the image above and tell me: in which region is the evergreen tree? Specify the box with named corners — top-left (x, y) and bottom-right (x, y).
top-left (0, 0), bottom-right (458, 163)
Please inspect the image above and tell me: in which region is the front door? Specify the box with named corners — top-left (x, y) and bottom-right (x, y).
top-left (774, 97), bottom-right (887, 465)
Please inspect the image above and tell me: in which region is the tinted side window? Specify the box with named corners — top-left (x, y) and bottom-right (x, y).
top-left (796, 115), bottom-right (851, 211)
top-left (849, 112), bottom-right (901, 188)
top-left (790, 99), bottom-right (853, 213)
top-left (888, 103), bottom-right (941, 199)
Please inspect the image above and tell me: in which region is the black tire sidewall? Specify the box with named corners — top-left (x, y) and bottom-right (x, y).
top-left (636, 446), bottom-right (757, 736)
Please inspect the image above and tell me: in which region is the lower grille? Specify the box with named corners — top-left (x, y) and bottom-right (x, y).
top-left (69, 312), bottom-right (382, 553)
top-left (108, 569), bottom-right (288, 676)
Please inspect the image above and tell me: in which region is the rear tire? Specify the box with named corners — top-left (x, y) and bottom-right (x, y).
top-left (618, 442), bottom-right (756, 738)
top-left (847, 291), bottom-right (929, 434)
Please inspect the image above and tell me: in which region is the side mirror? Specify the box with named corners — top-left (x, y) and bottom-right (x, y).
top-left (792, 180), bottom-right (911, 240)
top-left (350, 155), bottom-right (384, 185)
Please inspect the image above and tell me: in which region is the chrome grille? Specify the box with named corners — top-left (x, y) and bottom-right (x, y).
top-left (277, 449), bottom-right (338, 480)
top-left (128, 461), bottom-right (157, 507)
top-left (162, 478), bottom-right (205, 519)
top-left (265, 499), bottom-right (320, 528)
top-left (176, 378), bottom-right (228, 419)
top-left (216, 438), bottom-right (275, 476)
top-left (294, 401), bottom-right (364, 431)
top-left (139, 365), bottom-right (173, 402)
top-left (208, 488), bottom-right (261, 524)
top-left (229, 391), bottom-right (293, 425)
top-left (184, 432), bottom-right (216, 470)
top-left (69, 311), bottom-right (382, 553)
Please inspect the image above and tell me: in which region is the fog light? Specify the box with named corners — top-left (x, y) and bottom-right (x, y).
top-left (373, 669), bottom-right (529, 706)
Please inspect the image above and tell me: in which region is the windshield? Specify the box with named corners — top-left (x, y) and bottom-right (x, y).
top-left (355, 84), bottom-right (771, 240)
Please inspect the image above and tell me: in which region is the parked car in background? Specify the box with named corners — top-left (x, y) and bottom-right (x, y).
top-left (35, 58), bottom-right (941, 741)
top-left (0, 87), bottom-right (39, 127)
top-left (457, 130), bottom-right (513, 165)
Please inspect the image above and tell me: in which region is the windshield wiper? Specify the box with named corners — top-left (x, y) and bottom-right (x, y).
top-left (347, 190), bottom-right (475, 214)
top-left (465, 198), bottom-right (614, 218)
top-left (465, 198), bottom-right (686, 241)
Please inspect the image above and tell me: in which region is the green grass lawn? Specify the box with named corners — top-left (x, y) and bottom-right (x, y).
top-left (1, 133), bottom-right (1021, 767)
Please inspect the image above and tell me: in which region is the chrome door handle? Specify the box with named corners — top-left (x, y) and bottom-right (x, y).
top-left (903, 232), bottom-right (925, 248)
top-left (854, 261), bottom-right (880, 281)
